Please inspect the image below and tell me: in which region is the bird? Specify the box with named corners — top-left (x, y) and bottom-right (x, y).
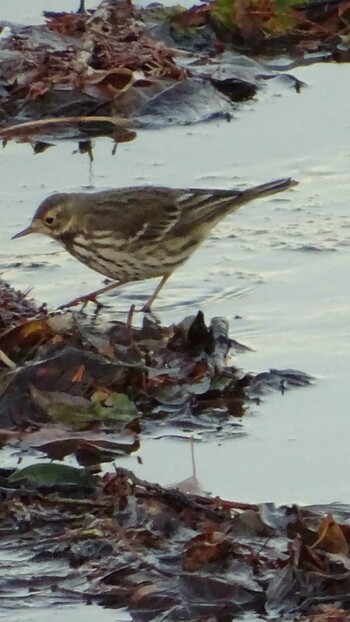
top-left (12, 178), bottom-right (297, 311)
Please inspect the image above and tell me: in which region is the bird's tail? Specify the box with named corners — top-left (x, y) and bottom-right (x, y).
top-left (174, 177), bottom-right (297, 235)
top-left (239, 177), bottom-right (298, 205)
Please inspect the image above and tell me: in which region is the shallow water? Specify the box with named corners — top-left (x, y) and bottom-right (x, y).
top-left (2, 0), bottom-right (99, 24)
top-left (0, 604), bottom-right (131, 622)
top-left (2, 5), bottom-right (350, 503)
top-left (3, 61), bottom-right (350, 510)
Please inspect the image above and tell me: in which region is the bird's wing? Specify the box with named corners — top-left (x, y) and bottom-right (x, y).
top-left (82, 186), bottom-right (246, 246)
top-left (76, 177), bottom-right (295, 245)
top-left (170, 187), bottom-right (242, 233)
top-left (83, 187), bottom-right (185, 246)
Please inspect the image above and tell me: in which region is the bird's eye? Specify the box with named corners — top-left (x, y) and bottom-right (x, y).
top-left (45, 216), bottom-right (55, 225)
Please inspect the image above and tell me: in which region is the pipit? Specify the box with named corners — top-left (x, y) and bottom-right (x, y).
top-left (13, 178), bottom-right (297, 311)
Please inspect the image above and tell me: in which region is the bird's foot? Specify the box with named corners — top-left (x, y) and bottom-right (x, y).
top-left (140, 303), bottom-right (151, 313)
top-left (137, 305), bottom-right (161, 326)
top-left (58, 282), bottom-right (122, 312)
top-left (58, 293), bottom-right (104, 312)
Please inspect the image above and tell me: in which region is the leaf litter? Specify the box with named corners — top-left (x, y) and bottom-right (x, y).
top-left (2, 463), bottom-right (350, 620)
top-left (0, 0), bottom-right (348, 149)
top-left (0, 3), bottom-right (348, 619)
top-left (2, 278), bottom-right (348, 622)
top-left (0, 0), bottom-right (306, 147)
top-left (0, 281), bottom-right (312, 457)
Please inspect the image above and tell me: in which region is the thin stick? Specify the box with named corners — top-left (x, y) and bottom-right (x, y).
top-left (0, 349), bottom-right (16, 369)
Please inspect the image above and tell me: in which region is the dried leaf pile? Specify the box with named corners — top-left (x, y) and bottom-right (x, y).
top-left (2, 463), bottom-right (350, 620)
top-left (1, 1), bottom-right (183, 109)
top-left (169, 0), bottom-right (350, 55)
top-left (0, 0), bottom-right (321, 143)
top-left (0, 0), bottom-right (348, 143)
top-left (0, 280), bottom-right (311, 462)
top-left (0, 283), bottom-right (317, 619)
top-left (0, 0), bottom-right (189, 136)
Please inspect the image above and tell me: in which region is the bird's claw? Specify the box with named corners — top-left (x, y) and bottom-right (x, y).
top-left (58, 294), bottom-right (104, 312)
top-left (140, 304), bottom-right (151, 313)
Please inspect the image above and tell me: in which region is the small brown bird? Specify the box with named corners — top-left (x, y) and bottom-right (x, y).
top-left (13, 178), bottom-right (297, 310)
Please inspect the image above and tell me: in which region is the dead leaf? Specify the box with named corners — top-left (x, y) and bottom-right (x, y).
top-left (311, 515), bottom-right (349, 555)
top-left (182, 531), bottom-right (229, 571)
top-left (71, 364), bottom-right (85, 383)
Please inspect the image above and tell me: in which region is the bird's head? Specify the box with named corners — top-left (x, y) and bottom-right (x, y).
top-left (12, 193), bottom-right (76, 241)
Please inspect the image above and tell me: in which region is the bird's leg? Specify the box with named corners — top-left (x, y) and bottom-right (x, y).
top-left (126, 304), bottom-right (136, 329)
top-left (59, 274), bottom-right (170, 313)
top-left (141, 275), bottom-right (170, 312)
top-left (58, 281), bottom-right (124, 311)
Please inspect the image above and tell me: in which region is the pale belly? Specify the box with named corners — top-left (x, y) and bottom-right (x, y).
top-left (66, 233), bottom-right (200, 283)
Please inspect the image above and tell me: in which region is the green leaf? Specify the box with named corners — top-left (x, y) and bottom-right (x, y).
top-left (91, 392), bottom-right (138, 424)
top-left (8, 463), bottom-right (96, 489)
top-left (211, 0), bottom-right (300, 34)
top-left (211, 0), bottom-right (235, 26)
top-left (46, 392), bottom-right (138, 429)
top-left (47, 402), bottom-right (95, 428)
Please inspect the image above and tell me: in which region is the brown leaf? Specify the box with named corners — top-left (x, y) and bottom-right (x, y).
top-left (71, 364), bottom-right (85, 384)
top-left (46, 13), bottom-right (86, 37)
top-left (0, 318), bottom-right (55, 353)
top-left (171, 4), bottom-right (211, 27)
top-left (303, 604), bottom-right (350, 622)
top-left (232, 0), bottom-right (261, 39)
top-left (130, 583), bottom-right (160, 604)
top-left (80, 68), bottom-right (145, 100)
top-left (182, 531), bottom-right (229, 571)
top-left (289, 535), bottom-right (324, 572)
top-left (311, 515), bottom-right (349, 555)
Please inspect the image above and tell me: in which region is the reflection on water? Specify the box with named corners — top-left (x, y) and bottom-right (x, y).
top-left (1, 0), bottom-right (98, 25)
top-left (2, 62), bottom-right (350, 509)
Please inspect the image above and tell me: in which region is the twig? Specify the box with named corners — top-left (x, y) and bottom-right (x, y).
top-left (0, 348), bottom-right (16, 369)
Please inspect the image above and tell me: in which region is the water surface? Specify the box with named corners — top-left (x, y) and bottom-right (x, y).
top-left (1, 10), bottom-right (349, 506)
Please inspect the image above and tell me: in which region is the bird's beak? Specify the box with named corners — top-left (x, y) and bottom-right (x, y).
top-left (12, 224), bottom-right (35, 239)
